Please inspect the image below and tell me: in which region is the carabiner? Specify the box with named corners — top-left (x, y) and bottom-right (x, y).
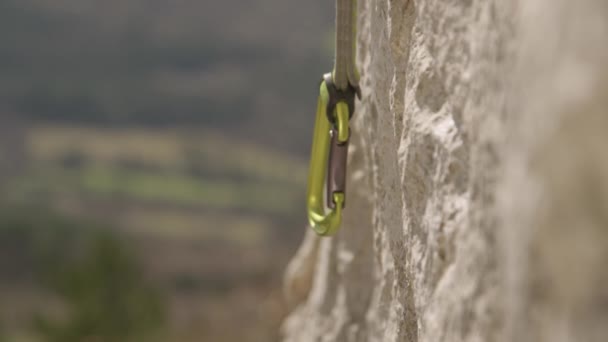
top-left (306, 74), bottom-right (356, 236)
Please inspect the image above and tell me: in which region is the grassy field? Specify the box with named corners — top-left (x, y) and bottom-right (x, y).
top-left (11, 124), bottom-right (308, 228)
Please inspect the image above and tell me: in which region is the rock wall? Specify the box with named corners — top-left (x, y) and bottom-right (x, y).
top-left (282, 0), bottom-right (608, 341)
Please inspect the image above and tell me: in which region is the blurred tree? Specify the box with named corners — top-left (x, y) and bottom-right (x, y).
top-left (0, 207), bottom-right (166, 342)
top-left (34, 232), bottom-right (166, 342)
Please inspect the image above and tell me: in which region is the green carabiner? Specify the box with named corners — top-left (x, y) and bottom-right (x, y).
top-left (307, 0), bottom-right (359, 236)
top-left (306, 80), bottom-right (350, 236)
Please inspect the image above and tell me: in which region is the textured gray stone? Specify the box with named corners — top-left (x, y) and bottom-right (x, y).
top-left (283, 0), bottom-right (608, 341)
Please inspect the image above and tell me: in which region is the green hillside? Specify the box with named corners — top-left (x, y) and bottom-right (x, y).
top-left (0, 0), bottom-right (334, 153)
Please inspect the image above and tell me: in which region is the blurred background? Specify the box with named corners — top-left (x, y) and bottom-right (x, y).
top-left (0, 0), bottom-right (334, 341)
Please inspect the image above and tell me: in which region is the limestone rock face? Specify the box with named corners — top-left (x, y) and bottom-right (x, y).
top-left (282, 0), bottom-right (608, 341)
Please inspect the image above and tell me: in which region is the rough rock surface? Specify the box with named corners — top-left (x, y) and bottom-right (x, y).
top-left (282, 0), bottom-right (608, 341)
